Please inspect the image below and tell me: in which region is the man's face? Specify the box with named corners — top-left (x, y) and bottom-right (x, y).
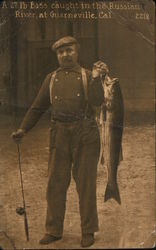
top-left (56, 44), bottom-right (78, 68)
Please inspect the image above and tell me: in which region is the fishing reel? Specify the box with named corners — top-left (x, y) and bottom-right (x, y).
top-left (16, 206), bottom-right (25, 215)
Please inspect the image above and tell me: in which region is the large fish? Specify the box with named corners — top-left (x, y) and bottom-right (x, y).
top-left (98, 75), bottom-right (124, 204)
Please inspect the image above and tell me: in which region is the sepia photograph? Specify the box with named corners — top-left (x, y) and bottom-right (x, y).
top-left (0, 0), bottom-right (155, 249)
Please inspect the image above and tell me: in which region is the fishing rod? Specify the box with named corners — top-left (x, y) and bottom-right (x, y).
top-left (15, 141), bottom-right (29, 241)
top-left (12, 108), bottom-right (29, 241)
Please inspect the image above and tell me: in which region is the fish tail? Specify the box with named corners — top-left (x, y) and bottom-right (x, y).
top-left (104, 183), bottom-right (121, 205)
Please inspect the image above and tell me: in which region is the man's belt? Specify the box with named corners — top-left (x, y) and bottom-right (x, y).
top-left (51, 114), bottom-right (94, 123)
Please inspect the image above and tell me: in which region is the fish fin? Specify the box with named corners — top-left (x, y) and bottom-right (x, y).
top-left (104, 183), bottom-right (121, 205)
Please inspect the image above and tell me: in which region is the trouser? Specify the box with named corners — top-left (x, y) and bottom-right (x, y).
top-left (45, 118), bottom-right (100, 237)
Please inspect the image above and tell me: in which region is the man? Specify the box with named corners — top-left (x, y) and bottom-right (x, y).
top-left (12, 36), bottom-right (108, 247)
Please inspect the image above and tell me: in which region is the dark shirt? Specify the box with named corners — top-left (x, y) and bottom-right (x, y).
top-left (20, 64), bottom-right (104, 133)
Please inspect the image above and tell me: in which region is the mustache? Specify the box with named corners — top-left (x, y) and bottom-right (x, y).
top-left (62, 57), bottom-right (72, 62)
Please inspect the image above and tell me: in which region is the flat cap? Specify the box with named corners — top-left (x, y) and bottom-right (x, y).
top-left (52, 36), bottom-right (78, 51)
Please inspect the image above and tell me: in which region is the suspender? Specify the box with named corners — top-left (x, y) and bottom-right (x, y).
top-left (81, 68), bottom-right (88, 101)
top-left (49, 68), bottom-right (88, 104)
top-left (49, 71), bottom-right (56, 104)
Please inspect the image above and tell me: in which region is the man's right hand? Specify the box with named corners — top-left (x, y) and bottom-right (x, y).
top-left (11, 129), bottom-right (25, 144)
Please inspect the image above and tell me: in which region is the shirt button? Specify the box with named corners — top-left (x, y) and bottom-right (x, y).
top-left (55, 78), bottom-right (58, 82)
top-left (65, 72), bottom-right (68, 74)
top-left (77, 77), bottom-right (81, 80)
top-left (77, 93), bottom-right (80, 97)
top-left (54, 96), bottom-right (58, 99)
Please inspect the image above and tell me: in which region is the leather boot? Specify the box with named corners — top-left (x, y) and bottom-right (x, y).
top-left (39, 234), bottom-right (62, 245)
top-left (81, 233), bottom-right (94, 247)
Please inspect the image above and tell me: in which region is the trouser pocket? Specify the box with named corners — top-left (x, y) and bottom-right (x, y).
top-left (81, 119), bottom-right (100, 145)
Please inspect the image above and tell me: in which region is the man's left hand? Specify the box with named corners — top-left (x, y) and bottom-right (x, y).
top-left (92, 60), bottom-right (109, 78)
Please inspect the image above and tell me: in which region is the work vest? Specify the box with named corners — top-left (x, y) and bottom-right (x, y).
top-left (49, 68), bottom-right (88, 104)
